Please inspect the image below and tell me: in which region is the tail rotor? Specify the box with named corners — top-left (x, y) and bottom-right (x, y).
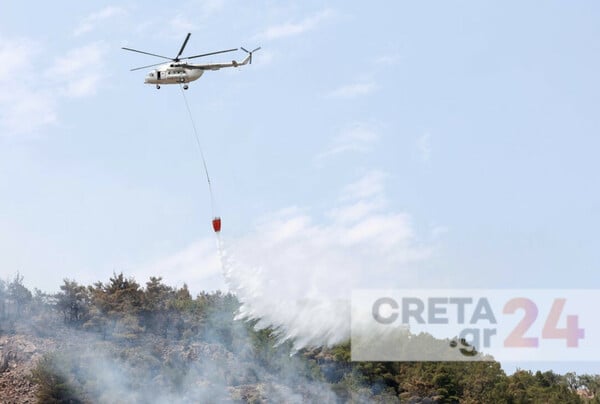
top-left (240, 46), bottom-right (261, 64)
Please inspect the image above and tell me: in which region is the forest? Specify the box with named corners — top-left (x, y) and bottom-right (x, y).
top-left (0, 273), bottom-right (598, 403)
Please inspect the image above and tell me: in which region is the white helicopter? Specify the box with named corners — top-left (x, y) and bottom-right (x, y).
top-left (122, 33), bottom-right (260, 89)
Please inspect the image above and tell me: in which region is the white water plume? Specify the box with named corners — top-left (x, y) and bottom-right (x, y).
top-left (218, 172), bottom-right (431, 349)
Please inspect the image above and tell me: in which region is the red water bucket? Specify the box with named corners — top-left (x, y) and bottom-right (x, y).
top-left (212, 217), bottom-right (222, 232)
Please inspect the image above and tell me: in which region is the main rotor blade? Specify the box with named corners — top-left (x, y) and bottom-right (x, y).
top-left (241, 47), bottom-right (261, 54)
top-left (122, 47), bottom-right (173, 61)
top-left (175, 33), bottom-right (191, 60)
top-left (185, 48), bottom-right (238, 60)
top-left (130, 61), bottom-right (167, 71)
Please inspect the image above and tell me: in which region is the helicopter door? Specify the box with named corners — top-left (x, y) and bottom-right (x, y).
top-left (157, 71), bottom-right (161, 81)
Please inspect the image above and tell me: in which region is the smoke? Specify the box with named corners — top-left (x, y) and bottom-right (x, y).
top-left (220, 171), bottom-right (431, 349)
top-left (7, 299), bottom-right (337, 403)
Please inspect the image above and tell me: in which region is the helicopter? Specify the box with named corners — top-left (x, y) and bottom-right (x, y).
top-left (122, 33), bottom-right (260, 89)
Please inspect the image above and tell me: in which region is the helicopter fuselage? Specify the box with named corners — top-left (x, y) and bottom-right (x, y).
top-left (144, 64), bottom-right (204, 85)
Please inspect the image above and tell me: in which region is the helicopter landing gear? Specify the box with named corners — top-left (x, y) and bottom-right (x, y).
top-left (156, 84), bottom-right (161, 89)
top-left (183, 84), bottom-right (189, 90)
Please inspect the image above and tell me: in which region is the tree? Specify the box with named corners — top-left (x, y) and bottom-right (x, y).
top-left (103, 273), bottom-right (144, 314)
top-left (29, 353), bottom-right (84, 403)
top-left (144, 276), bottom-right (173, 312)
top-left (56, 279), bottom-right (90, 325)
top-left (140, 277), bottom-right (174, 337)
top-left (578, 374), bottom-right (600, 400)
top-left (89, 273), bottom-right (144, 316)
top-left (8, 272), bottom-right (32, 316)
top-left (83, 273), bottom-right (146, 339)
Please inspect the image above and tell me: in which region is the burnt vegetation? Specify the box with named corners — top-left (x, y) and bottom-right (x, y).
top-left (0, 273), bottom-right (599, 403)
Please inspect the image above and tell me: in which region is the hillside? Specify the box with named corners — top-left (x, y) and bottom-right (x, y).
top-left (0, 273), bottom-right (598, 403)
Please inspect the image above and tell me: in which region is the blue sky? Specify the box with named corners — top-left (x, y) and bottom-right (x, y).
top-left (1, 1), bottom-right (599, 373)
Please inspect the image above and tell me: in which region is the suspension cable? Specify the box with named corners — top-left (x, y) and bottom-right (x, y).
top-left (179, 84), bottom-right (217, 219)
